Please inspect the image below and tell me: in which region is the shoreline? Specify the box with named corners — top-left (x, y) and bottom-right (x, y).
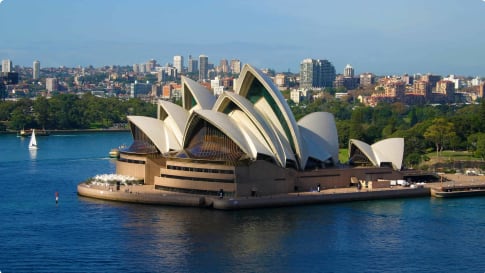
top-left (0, 128), bottom-right (130, 135)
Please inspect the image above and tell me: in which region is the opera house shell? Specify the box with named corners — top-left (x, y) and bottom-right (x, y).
top-left (348, 138), bottom-right (404, 170)
top-left (116, 64), bottom-right (404, 198)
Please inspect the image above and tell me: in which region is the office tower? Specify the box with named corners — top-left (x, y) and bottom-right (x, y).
top-left (344, 64), bottom-right (354, 78)
top-left (146, 59), bottom-right (157, 72)
top-left (188, 55), bottom-right (198, 73)
top-left (33, 60), bottom-right (40, 80)
top-left (46, 78), bottom-right (58, 92)
top-left (318, 59), bottom-right (336, 88)
top-left (199, 55), bottom-right (208, 81)
top-left (299, 58), bottom-right (336, 89)
top-left (173, 55), bottom-right (183, 73)
top-left (139, 63), bottom-right (147, 74)
top-left (133, 64), bottom-right (140, 73)
top-left (230, 59), bottom-right (241, 74)
top-left (2, 59), bottom-right (12, 73)
top-left (219, 59), bottom-right (229, 74)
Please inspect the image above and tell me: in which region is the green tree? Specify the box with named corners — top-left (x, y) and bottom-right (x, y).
top-left (423, 118), bottom-right (456, 157)
top-left (0, 81), bottom-right (6, 101)
top-left (33, 96), bottom-right (50, 129)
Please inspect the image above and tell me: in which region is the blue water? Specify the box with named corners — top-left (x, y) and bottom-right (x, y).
top-left (1, 132), bottom-right (485, 272)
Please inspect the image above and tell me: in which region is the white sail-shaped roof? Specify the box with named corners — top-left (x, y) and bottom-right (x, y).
top-left (181, 76), bottom-right (216, 112)
top-left (372, 138), bottom-right (404, 170)
top-left (298, 112), bottom-right (339, 165)
top-left (127, 116), bottom-right (181, 153)
top-left (236, 64), bottom-right (306, 169)
top-left (228, 110), bottom-right (274, 160)
top-left (184, 109), bottom-right (254, 159)
top-left (213, 92), bottom-right (289, 167)
top-left (349, 138), bottom-right (404, 170)
top-left (158, 99), bottom-right (189, 144)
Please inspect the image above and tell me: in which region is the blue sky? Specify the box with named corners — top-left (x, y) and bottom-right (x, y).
top-left (0, 0), bottom-right (484, 76)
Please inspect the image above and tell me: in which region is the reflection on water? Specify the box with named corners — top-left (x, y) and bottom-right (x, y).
top-left (29, 148), bottom-right (37, 160)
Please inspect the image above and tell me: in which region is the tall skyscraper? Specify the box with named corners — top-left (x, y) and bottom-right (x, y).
top-left (199, 55), bottom-right (208, 81)
top-left (299, 58), bottom-right (336, 89)
top-left (173, 55), bottom-right (183, 73)
top-left (2, 59), bottom-right (12, 73)
top-left (33, 60), bottom-right (40, 80)
top-left (344, 64), bottom-right (354, 78)
top-left (188, 55), bottom-right (198, 73)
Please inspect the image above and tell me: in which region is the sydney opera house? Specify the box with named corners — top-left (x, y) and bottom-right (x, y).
top-left (114, 64), bottom-right (405, 199)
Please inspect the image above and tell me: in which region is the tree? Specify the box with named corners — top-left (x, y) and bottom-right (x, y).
top-left (33, 96), bottom-right (50, 129)
top-left (423, 118), bottom-right (456, 157)
top-left (0, 81), bottom-right (6, 101)
top-left (476, 136), bottom-right (485, 160)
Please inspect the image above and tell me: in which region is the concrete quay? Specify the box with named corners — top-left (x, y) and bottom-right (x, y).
top-left (78, 182), bottom-right (434, 210)
top-left (78, 173), bottom-right (485, 210)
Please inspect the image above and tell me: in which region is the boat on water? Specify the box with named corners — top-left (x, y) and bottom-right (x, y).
top-left (28, 129), bottom-right (39, 150)
top-left (109, 148), bottom-right (120, 158)
top-left (431, 185), bottom-right (485, 198)
top-left (109, 144), bottom-right (126, 158)
top-left (19, 129), bottom-right (49, 137)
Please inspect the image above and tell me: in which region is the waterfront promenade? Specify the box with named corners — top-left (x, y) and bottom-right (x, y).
top-left (78, 173), bottom-right (485, 210)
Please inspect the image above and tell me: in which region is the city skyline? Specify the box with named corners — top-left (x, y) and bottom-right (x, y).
top-left (0, 0), bottom-right (484, 76)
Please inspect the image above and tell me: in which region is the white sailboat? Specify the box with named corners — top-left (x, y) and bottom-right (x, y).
top-left (28, 129), bottom-right (38, 150)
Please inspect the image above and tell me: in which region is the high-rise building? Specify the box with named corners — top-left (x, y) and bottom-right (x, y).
top-left (344, 64), bottom-right (354, 78)
top-left (435, 80), bottom-right (455, 96)
top-left (133, 64), bottom-right (140, 73)
top-left (479, 82), bottom-right (485, 98)
top-left (33, 60), bottom-right (40, 80)
top-left (46, 78), bottom-right (58, 92)
top-left (230, 59), bottom-right (241, 74)
top-left (421, 74), bottom-right (441, 91)
top-left (2, 59), bottom-right (12, 73)
top-left (359, 73), bottom-right (375, 87)
top-left (299, 58), bottom-right (336, 89)
top-left (146, 59), bottom-right (157, 72)
top-left (219, 59), bottom-right (229, 74)
top-left (199, 55), bottom-right (208, 81)
top-left (173, 55), bottom-right (184, 74)
top-left (188, 55), bottom-right (198, 73)
top-left (413, 80), bottom-right (431, 97)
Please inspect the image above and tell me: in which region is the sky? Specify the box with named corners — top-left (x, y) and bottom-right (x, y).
top-left (0, 0), bottom-right (484, 76)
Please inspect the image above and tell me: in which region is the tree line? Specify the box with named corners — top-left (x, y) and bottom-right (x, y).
top-left (0, 93), bottom-right (156, 131)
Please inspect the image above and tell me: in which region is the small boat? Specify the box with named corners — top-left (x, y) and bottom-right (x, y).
top-left (28, 129), bottom-right (39, 150)
top-left (109, 144), bottom-right (126, 158)
top-left (431, 185), bottom-right (485, 198)
top-left (109, 148), bottom-right (120, 158)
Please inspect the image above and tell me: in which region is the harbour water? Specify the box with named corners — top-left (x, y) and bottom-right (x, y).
top-left (1, 132), bottom-right (485, 272)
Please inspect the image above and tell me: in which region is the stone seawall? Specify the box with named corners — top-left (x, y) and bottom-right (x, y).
top-left (78, 182), bottom-right (430, 210)
top-left (77, 183), bottom-right (206, 207)
top-left (210, 188), bottom-right (430, 210)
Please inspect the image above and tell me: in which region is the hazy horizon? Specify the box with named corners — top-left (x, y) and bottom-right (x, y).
top-left (1, 0), bottom-right (484, 76)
